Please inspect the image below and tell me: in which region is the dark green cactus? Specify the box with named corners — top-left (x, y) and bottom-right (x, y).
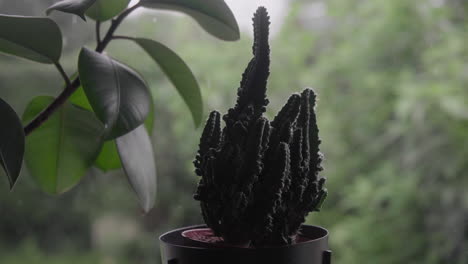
top-left (193, 6), bottom-right (327, 247)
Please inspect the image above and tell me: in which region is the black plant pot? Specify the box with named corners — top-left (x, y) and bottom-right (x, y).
top-left (159, 225), bottom-right (331, 264)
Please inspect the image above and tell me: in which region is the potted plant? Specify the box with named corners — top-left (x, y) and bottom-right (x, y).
top-left (0, 0), bottom-right (239, 212)
top-left (159, 7), bottom-right (331, 264)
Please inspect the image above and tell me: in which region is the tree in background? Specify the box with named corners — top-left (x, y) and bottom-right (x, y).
top-left (284, 0), bottom-right (468, 263)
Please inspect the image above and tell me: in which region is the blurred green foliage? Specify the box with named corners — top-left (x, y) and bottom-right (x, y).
top-left (0, 0), bottom-right (467, 263)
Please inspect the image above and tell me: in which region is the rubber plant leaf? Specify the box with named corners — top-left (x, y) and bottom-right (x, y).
top-left (0, 98), bottom-right (25, 189)
top-left (69, 82), bottom-right (154, 171)
top-left (140, 0), bottom-right (239, 41)
top-left (0, 15), bottom-right (62, 64)
top-left (94, 104), bottom-right (154, 171)
top-left (78, 47), bottom-right (152, 139)
top-left (116, 125), bottom-right (156, 213)
top-left (86, 0), bottom-right (131, 21)
top-left (134, 38), bottom-right (202, 127)
top-left (46, 0), bottom-right (98, 21)
top-left (23, 96), bottom-right (104, 194)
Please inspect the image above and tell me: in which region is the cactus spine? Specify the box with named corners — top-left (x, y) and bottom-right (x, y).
top-left (194, 7), bottom-right (327, 247)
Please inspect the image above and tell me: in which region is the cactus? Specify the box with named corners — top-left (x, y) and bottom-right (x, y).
top-left (193, 6), bottom-right (327, 247)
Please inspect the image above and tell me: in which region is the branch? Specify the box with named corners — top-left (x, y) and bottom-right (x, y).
top-left (96, 3), bottom-right (141, 52)
top-left (24, 3), bottom-right (142, 135)
top-left (96, 21), bottom-right (102, 45)
top-left (24, 78), bottom-right (81, 136)
top-left (54, 62), bottom-right (71, 87)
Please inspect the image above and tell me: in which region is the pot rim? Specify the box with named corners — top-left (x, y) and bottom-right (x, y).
top-left (159, 224), bottom-right (329, 250)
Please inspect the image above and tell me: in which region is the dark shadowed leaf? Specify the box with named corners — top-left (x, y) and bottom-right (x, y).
top-left (116, 125), bottom-right (156, 212)
top-left (23, 96), bottom-right (104, 194)
top-left (78, 47), bottom-right (151, 139)
top-left (0, 98), bottom-right (25, 189)
top-left (134, 38), bottom-right (202, 127)
top-left (86, 0), bottom-right (131, 21)
top-left (140, 0), bottom-right (239, 41)
top-left (0, 15), bottom-right (62, 64)
top-left (46, 0), bottom-right (98, 20)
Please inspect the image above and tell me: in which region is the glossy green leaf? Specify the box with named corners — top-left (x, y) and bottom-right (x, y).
top-left (69, 81), bottom-right (154, 171)
top-left (46, 0), bottom-right (98, 20)
top-left (70, 84), bottom-right (155, 133)
top-left (116, 125), bottom-right (156, 212)
top-left (94, 102), bottom-right (154, 171)
top-left (70, 87), bottom-right (121, 171)
top-left (69, 86), bottom-right (93, 111)
top-left (78, 47), bottom-right (152, 139)
top-left (23, 96), bottom-right (104, 194)
top-left (0, 15), bottom-right (62, 64)
top-left (134, 38), bottom-right (202, 127)
top-left (86, 0), bottom-right (131, 21)
top-left (0, 98), bottom-right (25, 189)
top-left (94, 141), bottom-right (121, 171)
top-left (140, 0), bottom-right (239, 41)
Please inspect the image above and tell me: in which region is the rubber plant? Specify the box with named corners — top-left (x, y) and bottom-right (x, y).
top-left (0, 0), bottom-right (239, 212)
top-left (193, 7), bottom-right (327, 247)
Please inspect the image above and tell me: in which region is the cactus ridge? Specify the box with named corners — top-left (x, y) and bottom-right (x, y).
top-left (193, 7), bottom-right (327, 247)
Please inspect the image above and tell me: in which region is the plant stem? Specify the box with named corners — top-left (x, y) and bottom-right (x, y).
top-left (24, 78), bottom-right (81, 136)
top-left (96, 3), bottom-right (141, 52)
top-left (23, 3), bottom-right (142, 135)
top-left (54, 62), bottom-right (72, 87)
top-left (96, 21), bottom-right (101, 44)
